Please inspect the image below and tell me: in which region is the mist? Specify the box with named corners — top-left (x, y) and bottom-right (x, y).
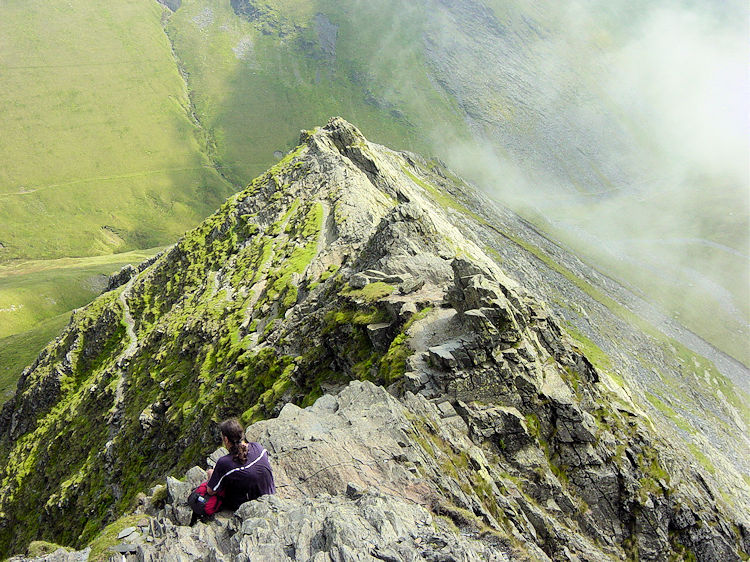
top-left (409, 0), bottom-right (748, 359)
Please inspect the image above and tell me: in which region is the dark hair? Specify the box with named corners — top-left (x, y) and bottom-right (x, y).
top-left (219, 418), bottom-right (248, 464)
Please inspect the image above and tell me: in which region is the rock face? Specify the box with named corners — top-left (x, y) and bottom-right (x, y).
top-left (0, 119), bottom-right (748, 560)
top-left (16, 380), bottom-right (747, 561)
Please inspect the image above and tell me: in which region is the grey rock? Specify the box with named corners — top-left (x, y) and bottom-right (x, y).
top-left (185, 466), bottom-right (207, 487)
top-left (106, 264), bottom-right (136, 293)
top-left (141, 490), bottom-right (508, 561)
top-left (436, 400), bottom-right (457, 418)
top-left (173, 505), bottom-right (193, 526)
top-left (166, 476), bottom-right (192, 506)
top-left (117, 526), bottom-right (137, 540)
top-left (403, 370), bottom-right (430, 393)
top-left (346, 481), bottom-right (365, 499)
top-left (110, 543), bottom-right (137, 553)
top-left (400, 278), bottom-right (425, 295)
top-left (350, 273), bottom-right (369, 289)
top-left (367, 322), bottom-right (394, 352)
top-left (6, 547), bottom-right (92, 562)
top-left (311, 393), bottom-right (339, 413)
top-left (399, 301), bottom-right (418, 319)
top-left (207, 447), bottom-right (229, 468)
top-left (428, 342), bottom-right (459, 370)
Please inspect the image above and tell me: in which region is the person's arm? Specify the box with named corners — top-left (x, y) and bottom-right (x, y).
top-left (206, 458), bottom-right (227, 495)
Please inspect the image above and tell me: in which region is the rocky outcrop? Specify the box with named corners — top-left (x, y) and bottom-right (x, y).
top-left (105, 252), bottom-right (164, 293)
top-left (155, 0), bottom-right (181, 12)
top-left (21, 380), bottom-right (745, 561)
top-left (0, 119), bottom-right (747, 560)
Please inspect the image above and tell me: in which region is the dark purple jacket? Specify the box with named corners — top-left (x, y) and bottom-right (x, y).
top-left (207, 442), bottom-right (276, 510)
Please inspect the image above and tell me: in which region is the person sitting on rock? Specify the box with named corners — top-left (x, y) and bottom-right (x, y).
top-left (190, 418), bottom-right (275, 517)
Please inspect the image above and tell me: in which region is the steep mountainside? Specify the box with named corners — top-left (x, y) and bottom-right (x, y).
top-left (2, 0), bottom-right (746, 416)
top-left (163, 0), bottom-right (749, 364)
top-left (0, 120), bottom-right (747, 560)
top-left (0, 0), bottom-right (231, 260)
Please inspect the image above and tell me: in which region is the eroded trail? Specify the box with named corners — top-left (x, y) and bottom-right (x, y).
top-left (119, 275), bottom-right (138, 359)
top-left (110, 275), bottom-right (138, 431)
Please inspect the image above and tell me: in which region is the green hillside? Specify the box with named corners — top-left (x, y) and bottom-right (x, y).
top-left (0, 0), bottom-right (234, 379)
top-left (165, 0), bottom-right (472, 182)
top-left (0, 248), bottom-right (163, 398)
top-left (0, 0), bottom-right (233, 261)
top-left (0, 0), bottom-right (233, 260)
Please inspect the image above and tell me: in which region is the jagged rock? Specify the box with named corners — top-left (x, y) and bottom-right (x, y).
top-left (121, 381), bottom-right (526, 560)
top-left (106, 264), bottom-right (137, 292)
top-left (166, 477), bottom-right (191, 505)
top-left (105, 252), bottom-right (163, 293)
top-left (207, 447), bottom-right (229, 468)
top-left (349, 273), bottom-right (369, 289)
top-left (110, 543), bottom-right (137, 554)
top-left (345, 482), bottom-right (365, 499)
top-left (133, 490), bottom-right (511, 561)
top-left (116, 527), bottom-right (137, 540)
top-left (185, 466), bottom-right (207, 486)
top-left (399, 301), bottom-right (418, 319)
top-left (403, 370), bottom-right (430, 393)
top-left (435, 400), bottom-right (457, 418)
top-left (366, 322), bottom-right (394, 351)
top-left (428, 340), bottom-right (473, 370)
top-left (399, 277), bottom-right (425, 295)
top-left (457, 402), bottom-right (531, 454)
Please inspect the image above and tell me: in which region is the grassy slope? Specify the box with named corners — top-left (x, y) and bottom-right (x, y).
top-left (0, 314), bottom-right (69, 402)
top-left (0, 0), bottom-right (233, 260)
top-left (0, 0), bottom-right (235, 384)
top-left (525, 203), bottom-right (750, 367)
top-left (166, 0), bottom-right (471, 183)
top-left (0, 248), bottom-right (163, 397)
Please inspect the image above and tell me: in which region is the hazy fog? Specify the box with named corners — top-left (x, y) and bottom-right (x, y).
top-left (421, 0), bottom-right (748, 342)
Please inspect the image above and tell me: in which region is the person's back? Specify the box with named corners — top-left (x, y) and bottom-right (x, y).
top-left (190, 419), bottom-right (276, 518)
top-left (208, 441), bottom-right (276, 510)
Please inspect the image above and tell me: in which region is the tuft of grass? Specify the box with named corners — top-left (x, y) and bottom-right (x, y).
top-left (379, 306), bottom-right (432, 383)
top-left (85, 514), bottom-right (145, 562)
top-left (341, 282), bottom-right (395, 302)
top-left (645, 393), bottom-right (694, 434)
top-left (564, 325), bottom-right (623, 386)
top-left (27, 541), bottom-right (71, 557)
top-left (687, 444), bottom-right (716, 475)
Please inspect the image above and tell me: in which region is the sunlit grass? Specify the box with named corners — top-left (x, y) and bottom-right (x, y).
top-left (0, 0), bottom-right (232, 262)
top-left (0, 248), bottom-right (162, 396)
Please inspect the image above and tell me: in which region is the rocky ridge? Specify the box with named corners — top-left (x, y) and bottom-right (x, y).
top-left (1, 119), bottom-right (748, 560)
top-left (13, 379), bottom-right (749, 561)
